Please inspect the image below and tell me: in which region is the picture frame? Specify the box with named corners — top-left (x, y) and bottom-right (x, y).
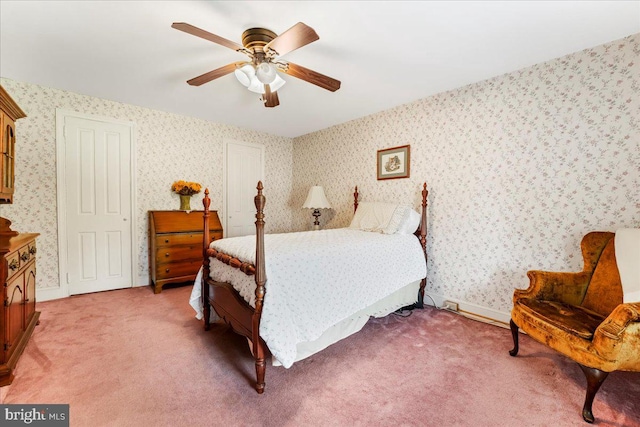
top-left (377, 145), bottom-right (410, 180)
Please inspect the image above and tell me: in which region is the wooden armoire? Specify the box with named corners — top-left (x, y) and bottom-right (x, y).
top-left (0, 85), bottom-right (40, 386)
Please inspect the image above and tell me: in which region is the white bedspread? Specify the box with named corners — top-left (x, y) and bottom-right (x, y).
top-left (191, 228), bottom-right (426, 368)
top-left (615, 228), bottom-right (640, 302)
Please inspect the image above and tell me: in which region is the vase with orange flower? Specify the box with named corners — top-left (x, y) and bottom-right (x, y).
top-left (171, 180), bottom-right (202, 211)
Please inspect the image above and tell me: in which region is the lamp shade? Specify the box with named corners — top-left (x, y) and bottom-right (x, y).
top-left (247, 74), bottom-right (264, 94)
top-left (302, 186), bottom-right (332, 209)
top-left (256, 62), bottom-right (277, 84)
top-left (234, 63), bottom-right (255, 87)
top-left (269, 73), bottom-right (286, 92)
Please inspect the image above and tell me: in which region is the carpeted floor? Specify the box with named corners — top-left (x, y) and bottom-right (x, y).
top-left (2, 285), bottom-right (639, 427)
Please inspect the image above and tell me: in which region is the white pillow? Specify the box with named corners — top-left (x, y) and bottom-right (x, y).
top-left (384, 204), bottom-right (411, 234)
top-left (396, 209), bottom-right (421, 234)
top-left (349, 202), bottom-right (410, 234)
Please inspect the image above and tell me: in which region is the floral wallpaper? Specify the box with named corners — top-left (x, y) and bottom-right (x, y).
top-left (0, 78), bottom-right (293, 289)
top-left (2, 33), bottom-right (638, 320)
top-left (292, 34), bottom-right (640, 316)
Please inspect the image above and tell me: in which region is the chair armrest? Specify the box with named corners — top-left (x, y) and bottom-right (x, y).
top-left (597, 303), bottom-right (640, 340)
top-left (514, 270), bottom-right (591, 306)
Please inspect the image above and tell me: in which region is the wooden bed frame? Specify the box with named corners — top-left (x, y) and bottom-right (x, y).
top-left (200, 182), bottom-right (428, 393)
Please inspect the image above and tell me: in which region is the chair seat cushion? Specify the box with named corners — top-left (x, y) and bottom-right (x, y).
top-left (516, 299), bottom-right (605, 340)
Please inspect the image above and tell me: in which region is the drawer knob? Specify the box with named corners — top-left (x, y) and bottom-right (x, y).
top-left (29, 246), bottom-right (37, 255)
top-left (165, 268), bottom-right (170, 273)
top-left (20, 252), bottom-right (30, 262)
top-left (165, 239), bottom-right (170, 243)
top-left (8, 259), bottom-right (19, 271)
top-left (165, 253), bottom-right (170, 257)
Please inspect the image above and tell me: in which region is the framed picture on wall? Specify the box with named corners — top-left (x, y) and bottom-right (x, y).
top-left (377, 145), bottom-right (410, 180)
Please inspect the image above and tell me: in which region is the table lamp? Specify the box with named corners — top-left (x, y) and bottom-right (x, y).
top-left (302, 186), bottom-right (332, 230)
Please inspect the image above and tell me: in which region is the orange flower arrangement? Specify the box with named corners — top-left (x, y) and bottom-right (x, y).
top-left (171, 180), bottom-right (202, 196)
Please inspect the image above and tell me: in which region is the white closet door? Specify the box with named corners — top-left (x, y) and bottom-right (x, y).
top-left (64, 116), bottom-right (132, 295)
top-left (225, 140), bottom-right (264, 238)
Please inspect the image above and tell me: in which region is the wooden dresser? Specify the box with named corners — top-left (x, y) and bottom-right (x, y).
top-left (149, 210), bottom-right (223, 294)
top-left (0, 232), bottom-right (39, 386)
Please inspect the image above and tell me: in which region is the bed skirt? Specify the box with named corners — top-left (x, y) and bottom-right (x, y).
top-left (189, 273), bottom-right (420, 367)
top-left (275, 279), bottom-right (421, 366)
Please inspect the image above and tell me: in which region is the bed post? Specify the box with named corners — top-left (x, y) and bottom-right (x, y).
top-left (253, 181), bottom-right (267, 394)
top-left (354, 186), bottom-right (359, 213)
top-left (416, 183), bottom-right (428, 308)
top-left (202, 189), bottom-right (212, 331)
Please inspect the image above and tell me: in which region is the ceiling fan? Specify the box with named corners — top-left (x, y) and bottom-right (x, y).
top-left (171, 22), bottom-right (341, 108)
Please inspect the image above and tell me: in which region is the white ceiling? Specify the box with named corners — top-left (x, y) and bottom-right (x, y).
top-left (1, 1), bottom-right (639, 138)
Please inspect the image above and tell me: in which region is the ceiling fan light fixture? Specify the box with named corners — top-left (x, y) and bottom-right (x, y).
top-left (256, 62), bottom-right (277, 84)
top-left (234, 63), bottom-right (255, 87)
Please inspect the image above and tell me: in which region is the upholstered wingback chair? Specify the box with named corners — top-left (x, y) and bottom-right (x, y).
top-left (509, 231), bottom-right (640, 423)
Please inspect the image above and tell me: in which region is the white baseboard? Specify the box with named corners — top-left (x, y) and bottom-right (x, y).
top-left (37, 275), bottom-right (150, 302)
top-left (424, 291), bottom-right (511, 328)
top-left (36, 284), bottom-right (511, 329)
top-left (136, 274), bottom-right (149, 287)
top-left (36, 286), bottom-right (67, 302)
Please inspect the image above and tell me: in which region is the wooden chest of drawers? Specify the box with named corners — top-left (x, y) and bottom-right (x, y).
top-left (1, 232), bottom-right (39, 386)
top-left (149, 210), bottom-right (222, 294)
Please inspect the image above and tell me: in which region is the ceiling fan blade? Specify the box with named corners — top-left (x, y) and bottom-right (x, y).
top-left (264, 22), bottom-right (319, 57)
top-left (263, 85), bottom-right (280, 108)
top-left (172, 22), bottom-right (245, 52)
top-left (282, 62), bottom-right (341, 92)
top-left (187, 62), bottom-right (244, 86)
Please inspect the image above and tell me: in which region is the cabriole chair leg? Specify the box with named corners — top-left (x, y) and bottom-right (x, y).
top-left (578, 364), bottom-right (609, 423)
top-left (509, 319), bottom-right (519, 357)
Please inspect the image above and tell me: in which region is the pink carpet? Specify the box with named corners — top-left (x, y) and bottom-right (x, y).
top-left (2, 285), bottom-right (639, 426)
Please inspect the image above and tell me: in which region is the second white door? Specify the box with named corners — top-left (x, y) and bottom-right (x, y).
top-left (225, 140), bottom-right (264, 237)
